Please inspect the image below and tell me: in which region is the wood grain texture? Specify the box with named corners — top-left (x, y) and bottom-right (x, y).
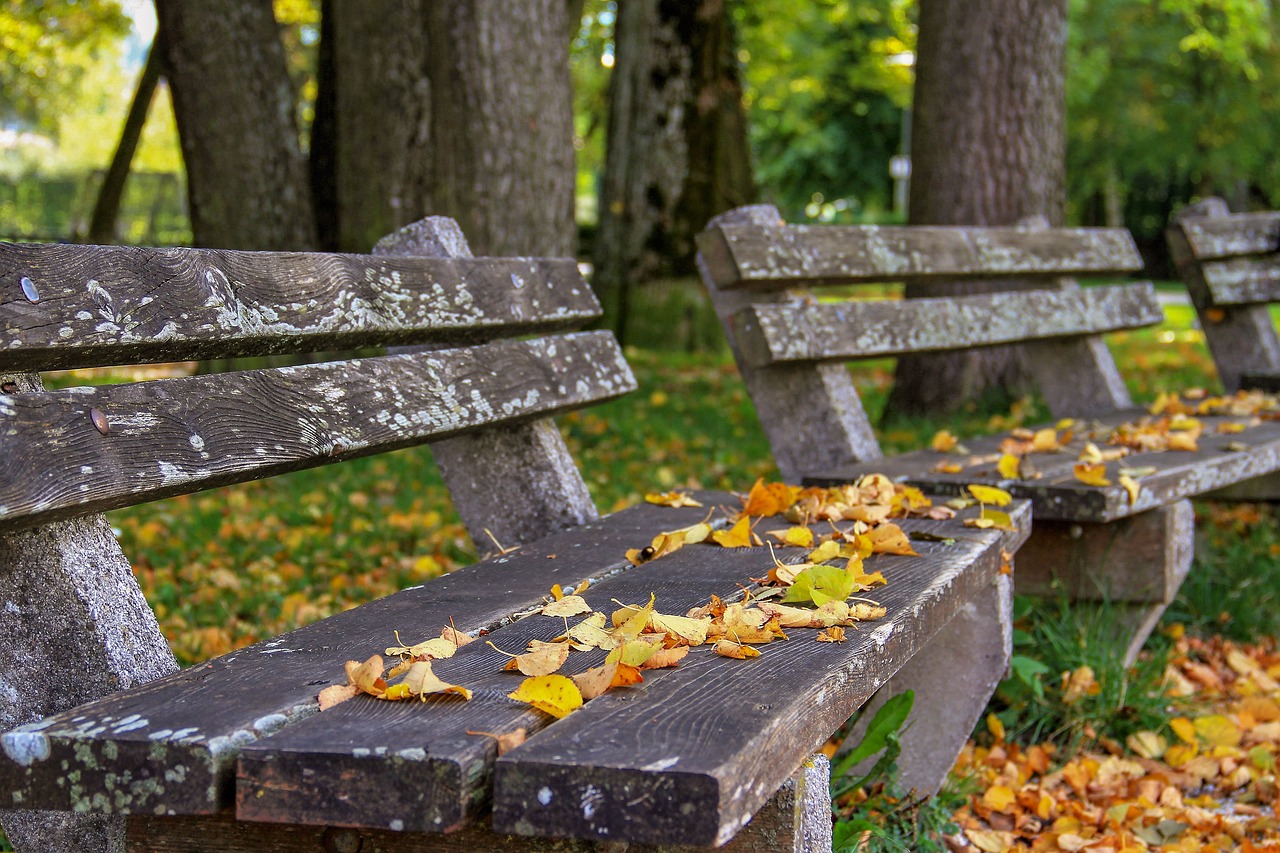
top-left (373, 217), bottom-right (601, 549)
top-left (0, 331), bottom-right (633, 531)
top-left (1168, 203), bottom-right (1280, 393)
top-left (696, 222), bottom-right (1142, 291)
top-left (0, 241), bottom-right (599, 371)
top-left (0, 498), bottom-right (722, 817)
top-left (490, 507), bottom-right (1028, 846)
top-left (1175, 209), bottom-right (1280, 260)
top-left (696, 205), bottom-right (883, 482)
top-left (733, 283), bottom-right (1161, 367)
top-left (804, 410), bottom-right (1280, 523)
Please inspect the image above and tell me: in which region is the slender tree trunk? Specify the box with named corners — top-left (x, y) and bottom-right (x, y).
top-left (593, 0), bottom-right (755, 338)
top-left (156, 0), bottom-right (317, 251)
top-left (424, 0), bottom-right (576, 256)
top-left (87, 42), bottom-right (162, 244)
top-left (883, 0), bottom-right (1068, 419)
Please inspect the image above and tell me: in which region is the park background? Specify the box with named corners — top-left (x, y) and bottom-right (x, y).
top-left (4, 1), bottom-right (1280, 850)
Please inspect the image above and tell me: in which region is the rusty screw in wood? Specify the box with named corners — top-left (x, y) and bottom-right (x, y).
top-left (20, 276), bottom-right (40, 303)
top-left (90, 408), bottom-right (110, 435)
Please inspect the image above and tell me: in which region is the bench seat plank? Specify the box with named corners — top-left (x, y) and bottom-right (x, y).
top-left (234, 503), bottom-right (1024, 842)
top-left (733, 283), bottom-right (1162, 367)
top-left (0, 331), bottom-right (633, 532)
top-left (0, 499), bottom-right (718, 818)
top-left (806, 409), bottom-right (1280, 523)
top-left (0, 242), bottom-right (598, 371)
top-left (489, 508), bottom-right (1027, 847)
top-left (697, 223), bottom-right (1143, 291)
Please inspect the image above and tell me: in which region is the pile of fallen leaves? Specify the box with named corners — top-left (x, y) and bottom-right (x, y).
top-left (931, 387), bottom-right (1280, 502)
top-left (947, 633), bottom-right (1280, 852)
top-left (318, 476), bottom-right (956, 720)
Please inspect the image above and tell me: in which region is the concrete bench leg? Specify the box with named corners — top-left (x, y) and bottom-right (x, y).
top-left (1, 515), bottom-right (177, 853)
top-left (1013, 500), bottom-right (1195, 664)
top-left (838, 574), bottom-right (1014, 797)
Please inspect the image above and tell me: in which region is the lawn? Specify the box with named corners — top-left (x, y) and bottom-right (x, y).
top-left (5, 289), bottom-right (1279, 851)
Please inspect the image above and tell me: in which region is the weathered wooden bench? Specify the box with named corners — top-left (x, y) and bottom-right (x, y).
top-left (0, 218), bottom-right (1029, 852)
top-left (698, 205), bottom-right (1280, 663)
top-left (1167, 196), bottom-right (1280, 394)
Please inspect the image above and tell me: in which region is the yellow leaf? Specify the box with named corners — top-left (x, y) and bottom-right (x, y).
top-left (966, 828), bottom-right (1012, 853)
top-left (572, 661), bottom-right (642, 701)
top-left (489, 640), bottom-right (571, 677)
top-left (808, 539), bottom-right (843, 564)
top-left (714, 639), bottom-right (761, 659)
top-left (566, 612), bottom-right (618, 651)
top-left (768, 526), bottom-right (815, 548)
top-left (1119, 474), bottom-right (1141, 505)
top-left (466, 727), bottom-right (527, 756)
top-left (978, 508), bottom-right (1014, 531)
top-left (640, 646), bottom-right (689, 669)
top-left (816, 626), bottom-right (846, 643)
top-left (607, 639), bottom-right (659, 668)
top-left (930, 429), bottom-right (958, 452)
top-left (712, 516), bottom-right (757, 548)
top-left (997, 453), bottom-right (1022, 479)
top-left (1073, 462), bottom-right (1111, 486)
top-left (1031, 427), bottom-right (1060, 452)
top-left (644, 490), bottom-right (703, 508)
top-left (987, 713), bottom-right (1005, 743)
top-left (1194, 714), bottom-right (1242, 748)
top-left (1126, 731), bottom-right (1167, 759)
top-left (550, 583), bottom-right (564, 601)
top-left (380, 683), bottom-right (413, 701)
top-left (963, 517), bottom-right (996, 529)
top-left (967, 484), bottom-right (1012, 506)
top-left (1078, 442), bottom-right (1103, 464)
top-left (1170, 716), bottom-right (1198, 745)
top-left (345, 654), bottom-right (387, 696)
top-left (649, 612), bottom-right (711, 645)
top-left (541, 595), bottom-right (592, 618)
top-left (865, 523), bottom-right (918, 556)
top-left (982, 784), bottom-right (1017, 813)
top-left (385, 633), bottom-right (458, 661)
top-left (612, 593), bottom-right (657, 640)
top-left (742, 479), bottom-right (801, 517)
top-left (398, 659), bottom-right (473, 701)
top-left (1164, 743), bottom-right (1198, 767)
top-left (1168, 431), bottom-right (1199, 451)
top-left (508, 675), bottom-right (583, 718)
top-left (317, 684), bottom-right (360, 710)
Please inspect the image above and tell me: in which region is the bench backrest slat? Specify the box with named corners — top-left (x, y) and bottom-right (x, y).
top-left (0, 331), bottom-right (630, 533)
top-left (697, 223), bottom-right (1143, 290)
top-left (1, 242), bottom-right (597, 371)
top-left (1167, 199), bottom-right (1280, 392)
top-left (1176, 210), bottom-right (1280, 259)
top-left (734, 282), bottom-right (1162, 368)
top-left (699, 205), bottom-right (1154, 481)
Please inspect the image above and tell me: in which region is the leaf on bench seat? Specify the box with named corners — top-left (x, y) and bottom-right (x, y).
top-left (507, 674), bottom-right (583, 719)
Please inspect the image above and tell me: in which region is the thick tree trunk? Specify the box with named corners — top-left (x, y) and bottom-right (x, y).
top-left (86, 43), bottom-right (161, 245)
top-left (883, 0), bottom-right (1068, 420)
top-left (594, 0), bottom-right (755, 338)
top-left (310, 0), bottom-right (432, 253)
top-left (424, 0), bottom-right (576, 256)
top-left (156, 0), bottom-right (317, 251)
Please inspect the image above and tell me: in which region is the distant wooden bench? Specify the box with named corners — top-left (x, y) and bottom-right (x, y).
top-left (698, 205), bottom-right (1280, 663)
top-left (0, 219), bottom-right (1028, 853)
top-left (1167, 196), bottom-right (1280, 393)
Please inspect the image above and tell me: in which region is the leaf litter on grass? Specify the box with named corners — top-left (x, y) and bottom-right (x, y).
top-left (945, 633), bottom-right (1280, 852)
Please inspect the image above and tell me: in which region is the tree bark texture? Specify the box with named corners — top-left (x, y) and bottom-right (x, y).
top-left (424, 0), bottom-right (576, 257)
top-left (156, 0), bottom-right (317, 251)
top-left (87, 44), bottom-right (162, 245)
top-left (594, 0), bottom-right (755, 336)
top-left (884, 0), bottom-right (1068, 419)
top-left (310, 0), bottom-right (432, 253)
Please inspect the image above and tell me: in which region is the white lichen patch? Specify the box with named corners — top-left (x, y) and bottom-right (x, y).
top-left (1, 730), bottom-right (50, 766)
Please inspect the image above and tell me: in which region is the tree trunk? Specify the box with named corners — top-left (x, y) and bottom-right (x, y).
top-left (309, 0), bottom-right (432, 253)
top-left (883, 0), bottom-right (1068, 420)
top-left (593, 0), bottom-right (755, 338)
top-left (86, 42), bottom-right (162, 245)
top-left (156, 0), bottom-right (317, 251)
top-left (424, 0), bottom-right (576, 256)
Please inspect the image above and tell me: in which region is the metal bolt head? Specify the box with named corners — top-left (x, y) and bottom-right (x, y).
top-left (90, 408), bottom-right (110, 435)
top-left (19, 276), bottom-right (39, 303)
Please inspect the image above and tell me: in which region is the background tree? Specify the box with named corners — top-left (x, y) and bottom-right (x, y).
top-left (883, 0), bottom-right (1069, 419)
top-left (593, 0), bottom-right (756, 338)
top-left (155, 0), bottom-right (316, 250)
